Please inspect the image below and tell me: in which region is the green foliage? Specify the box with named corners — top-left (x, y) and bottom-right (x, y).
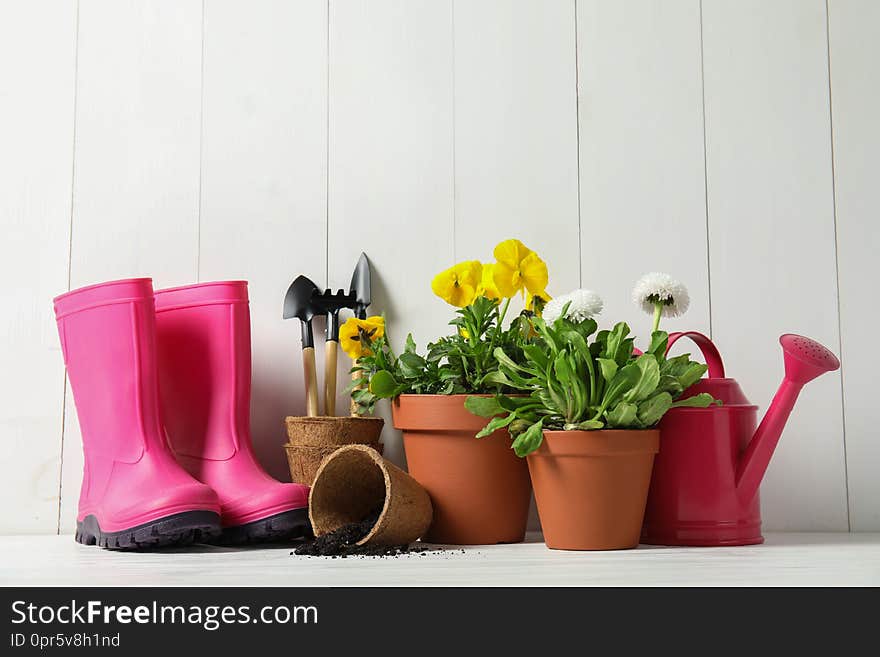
top-left (348, 296), bottom-right (534, 415)
top-left (467, 316), bottom-right (720, 457)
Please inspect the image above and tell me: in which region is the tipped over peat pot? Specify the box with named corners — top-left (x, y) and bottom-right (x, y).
top-left (528, 429), bottom-right (659, 550)
top-left (392, 394), bottom-right (531, 545)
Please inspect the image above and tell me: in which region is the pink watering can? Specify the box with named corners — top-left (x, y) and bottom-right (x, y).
top-left (641, 332), bottom-right (840, 546)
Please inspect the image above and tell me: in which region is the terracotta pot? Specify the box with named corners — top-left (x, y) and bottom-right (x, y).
top-left (309, 444), bottom-right (432, 546)
top-left (528, 430), bottom-right (659, 550)
top-left (392, 394), bottom-right (531, 545)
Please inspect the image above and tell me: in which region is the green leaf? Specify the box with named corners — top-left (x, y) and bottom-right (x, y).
top-left (597, 358), bottom-right (619, 383)
top-left (397, 352), bottom-right (427, 378)
top-left (563, 419), bottom-right (604, 431)
top-left (646, 330), bottom-right (669, 357)
top-left (351, 388), bottom-right (373, 402)
top-left (343, 375), bottom-right (369, 394)
top-left (368, 370), bottom-right (400, 398)
top-left (498, 395), bottom-right (541, 412)
top-left (656, 374), bottom-right (684, 396)
top-left (511, 419), bottom-right (545, 457)
top-left (604, 322), bottom-right (631, 361)
top-left (493, 347), bottom-right (537, 375)
top-left (661, 353), bottom-right (692, 378)
top-left (465, 395), bottom-right (505, 418)
top-left (616, 338), bottom-right (636, 366)
top-left (532, 317), bottom-right (560, 355)
top-left (671, 392), bottom-right (719, 408)
top-left (522, 344), bottom-right (550, 371)
top-left (637, 391), bottom-right (674, 426)
top-left (476, 413), bottom-right (516, 438)
top-left (602, 362), bottom-right (640, 408)
top-left (605, 401), bottom-right (639, 428)
top-left (572, 318), bottom-right (598, 340)
top-left (624, 353), bottom-right (661, 403)
top-left (678, 362), bottom-right (709, 390)
top-left (405, 333), bottom-right (418, 354)
top-left (509, 418), bottom-right (534, 435)
top-left (480, 370), bottom-right (518, 388)
top-left (494, 364), bottom-right (534, 389)
top-left (553, 351), bottom-right (574, 387)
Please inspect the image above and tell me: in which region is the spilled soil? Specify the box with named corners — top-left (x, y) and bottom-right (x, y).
top-left (292, 509), bottom-right (460, 559)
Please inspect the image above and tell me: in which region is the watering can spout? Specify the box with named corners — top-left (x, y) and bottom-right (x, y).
top-left (735, 335), bottom-right (840, 505)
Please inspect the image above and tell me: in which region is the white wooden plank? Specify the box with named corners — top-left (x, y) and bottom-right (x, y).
top-left (454, 0), bottom-right (578, 535)
top-left (4, 533), bottom-right (880, 586)
top-left (702, 0), bottom-right (847, 530)
top-left (60, 0), bottom-right (203, 532)
top-left (327, 0), bottom-right (454, 467)
top-left (198, 0), bottom-right (328, 482)
top-left (577, 0), bottom-right (710, 343)
top-left (0, 0), bottom-right (77, 533)
top-left (828, 0), bottom-right (880, 530)
top-left (454, 0), bottom-right (580, 298)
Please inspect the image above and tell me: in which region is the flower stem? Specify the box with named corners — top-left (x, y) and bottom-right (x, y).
top-left (486, 297), bottom-right (511, 368)
top-left (652, 302), bottom-right (663, 334)
top-left (498, 297), bottom-right (511, 327)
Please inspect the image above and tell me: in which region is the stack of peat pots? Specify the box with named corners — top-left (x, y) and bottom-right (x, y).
top-left (284, 416), bottom-right (384, 487)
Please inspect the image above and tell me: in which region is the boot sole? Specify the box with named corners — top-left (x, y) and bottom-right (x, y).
top-left (76, 511), bottom-right (221, 550)
top-left (218, 508), bottom-right (312, 545)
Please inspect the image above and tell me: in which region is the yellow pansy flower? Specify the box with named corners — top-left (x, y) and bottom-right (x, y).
top-left (477, 263), bottom-right (502, 300)
top-left (431, 260), bottom-right (482, 307)
top-left (526, 290), bottom-right (551, 316)
top-left (340, 315), bottom-right (385, 360)
top-left (492, 239), bottom-right (548, 298)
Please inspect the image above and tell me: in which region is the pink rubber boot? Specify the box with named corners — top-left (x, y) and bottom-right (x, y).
top-left (154, 281), bottom-right (310, 544)
top-left (54, 279), bottom-right (222, 549)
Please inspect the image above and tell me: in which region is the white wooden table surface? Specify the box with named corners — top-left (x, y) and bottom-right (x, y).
top-left (2, 532), bottom-right (878, 587)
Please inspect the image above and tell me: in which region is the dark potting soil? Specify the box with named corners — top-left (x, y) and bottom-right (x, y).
top-left (292, 509), bottom-right (459, 559)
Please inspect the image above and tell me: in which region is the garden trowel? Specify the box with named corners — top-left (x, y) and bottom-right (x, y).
top-left (348, 253), bottom-right (372, 415)
top-left (350, 252), bottom-right (371, 320)
top-left (283, 275), bottom-right (320, 417)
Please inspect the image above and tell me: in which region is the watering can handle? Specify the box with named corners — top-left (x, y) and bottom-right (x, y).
top-left (665, 331), bottom-right (725, 378)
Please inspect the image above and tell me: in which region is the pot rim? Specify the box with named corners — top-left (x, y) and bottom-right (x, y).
top-left (393, 394), bottom-right (488, 432)
top-left (284, 415), bottom-right (385, 423)
top-left (394, 392), bottom-right (528, 399)
top-left (534, 428), bottom-right (660, 457)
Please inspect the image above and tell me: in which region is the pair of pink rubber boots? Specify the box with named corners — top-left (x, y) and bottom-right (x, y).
top-left (54, 278), bottom-right (309, 549)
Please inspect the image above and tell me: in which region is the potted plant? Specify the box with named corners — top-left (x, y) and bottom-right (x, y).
top-left (346, 239), bottom-right (551, 545)
top-left (467, 273), bottom-right (718, 550)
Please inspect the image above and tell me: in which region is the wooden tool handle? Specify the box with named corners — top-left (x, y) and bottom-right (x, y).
top-left (302, 346), bottom-right (319, 417)
top-left (324, 340), bottom-right (338, 416)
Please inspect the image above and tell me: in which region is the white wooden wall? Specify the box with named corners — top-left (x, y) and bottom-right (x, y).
top-left (1, 0), bottom-right (876, 535)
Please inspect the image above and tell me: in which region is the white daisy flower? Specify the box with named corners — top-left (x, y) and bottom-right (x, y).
top-left (543, 289), bottom-right (604, 324)
top-left (632, 272), bottom-right (690, 333)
